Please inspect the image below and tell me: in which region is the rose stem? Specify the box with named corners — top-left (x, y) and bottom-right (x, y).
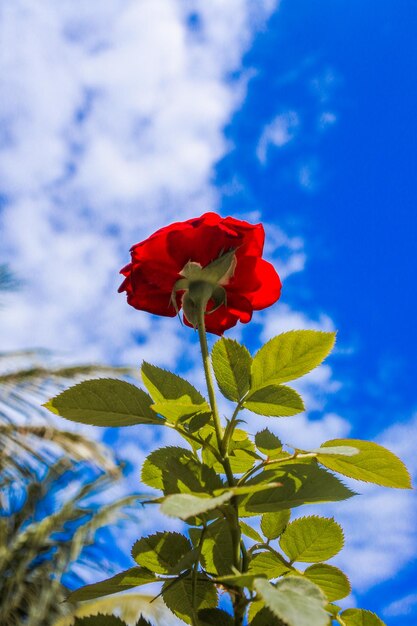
top-left (197, 306), bottom-right (246, 626)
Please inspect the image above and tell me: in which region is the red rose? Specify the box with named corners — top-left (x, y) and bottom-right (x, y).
top-left (118, 212), bottom-right (281, 335)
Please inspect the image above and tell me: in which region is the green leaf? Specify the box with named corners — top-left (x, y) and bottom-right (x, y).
top-left (44, 379), bottom-right (163, 427)
top-left (203, 428), bottom-right (257, 474)
top-left (249, 607), bottom-right (287, 626)
top-left (255, 429), bottom-right (283, 458)
top-left (141, 362), bottom-right (205, 404)
top-left (216, 572), bottom-right (265, 589)
top-left (198, 608), bottom-right (234, 626)
top-left (198, 518), bottom-right (234, 575)
top-left (240, 521), bottom-right (263, 542)
top-left (161, 491), bottom-right (233, 520)
top-left (152, 397), bottom-right (211, 424)
top-left (141, 446), bottom-right (223, 495)
top-left (132, 531), bottom-right (192, 574)
top-left (248, 552), bottom-right (290, 578)
top-left (304, 564), bottom-right (351, 602)
top-left (73, 619), bottom-right (151, 626)
top-left (318, 439), bottom-right (412, 489)
top-left (162, 574), bottom-right (218, 624)
top-left (68, 567), bottom-right (158, 602)
top-left (261, 510), bottom-right (291, 540)
top-left (241, 463), bottom-right (355, 515)
top-left (248, 599), bottom-right (266, 624)
top-left (244, 384), bottom-right (304, 417)
top-left (280, 516), bottom-right (344, 563)
top-left (73, 617), bottom-right (128, 626)
top-left (211, 338), bottom-right (252, 401)
top-left (254, 576), bottom-right (328, 626)
top-left (304, 445), bottom-right (359, 456)
top-left (340, 608), bottom-right (386, 625)
top-left (326, 603), bottom-right (342, 617)
top-left (251, 330), bottom-right (336, 387)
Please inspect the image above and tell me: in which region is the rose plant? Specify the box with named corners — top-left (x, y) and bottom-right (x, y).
top-left (45, 213), bottom-right (411, 626)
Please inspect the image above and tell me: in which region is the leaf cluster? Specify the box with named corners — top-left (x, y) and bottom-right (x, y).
top-left (45, 330), bottom-right (411, 625)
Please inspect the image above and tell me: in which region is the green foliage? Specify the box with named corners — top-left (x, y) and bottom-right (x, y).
top-left (254, 577), bottom-right (328, 626)
top-left (240, 464), bottom-right (355, 515)
top-left (212, 338), bottom-right (252, 401)
top-left (261, 510), bottom-right (291, 540)
top-left (141, 446), bottom-right (223, 495)
top-left (240, 521), bottom-right (263, 542)
top-left (339, 609), bottom-right (386, 625)
top-left (255, 428), bottom-right (283, 458)
top-left (72, 617), bottom-right (153, 626)
top-left (249, 606), bottom-right (287, 625)
top-left (44, 379), bottom-right (163, 427)
top-left (68, 568), bottom-right (158, 602)
top-left (72, 616), bottom-right (130, 626)
top-left (162, 574), bottom-right (218, 624)
top-left (318, 439), bottom-right (412, 488)
top-left (248, 552), bottom-right (290, 578)
top-left (40, 324), bottom-right (405, 626)
top-left (152, 398), bottom-right (211, 425)
top-left (191, 519), bottom-right (235, 575)
top-left (251, 330), bottom-right (336, 387)
top-left (202, 428), bottom-right (257, 473)
top-left (279, 516), bottom-right (344, 563)
top-left (141, 361), bottom-right (205, 404)
top-left (303, 564), bottom-right (351, 602)
top-left (198, 608), bottom-right (235, 626)
top-left (160, 491), bottom-right (234, 520)
top-left (132, 532), bottom-right (192, 574)
top-left (244, 384), bottom-right (305, 417)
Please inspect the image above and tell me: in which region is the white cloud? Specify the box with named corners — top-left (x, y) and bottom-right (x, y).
top-left (259, 302), bottom-right (335, 341)
top-left (0, 0), bottom-right (280, 366)
top-left (257, 111), bottom-right (299, 163)
top-left (384, 593), bottom-right (417, 618)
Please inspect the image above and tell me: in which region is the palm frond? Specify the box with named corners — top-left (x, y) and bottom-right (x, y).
top-left (53, 594), bottom-right (180, 626)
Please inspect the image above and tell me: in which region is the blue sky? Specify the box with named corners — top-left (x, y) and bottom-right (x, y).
top-left (1, 1), bottom-right (416, 623)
